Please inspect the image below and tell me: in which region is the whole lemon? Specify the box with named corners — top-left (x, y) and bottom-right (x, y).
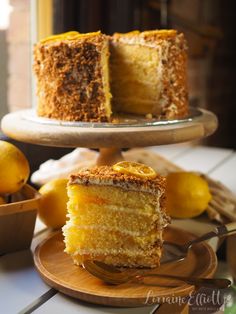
top-left (0, 141), bottom-right (30, 194)
top-left (38, 178), bottom-right (68, 229)
top-left (166, 172), bottom-right (212, 218)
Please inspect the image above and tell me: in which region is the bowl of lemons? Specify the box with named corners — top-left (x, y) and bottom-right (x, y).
top-left (0, 140), bottom-right (41, 254)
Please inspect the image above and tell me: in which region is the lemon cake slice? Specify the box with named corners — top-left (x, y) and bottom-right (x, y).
top-left (110, 30), bottom-right (188, 119)
top-left (33, 31), bottom-right (112, 122)
top-left (63, 162), bottom-right (169, 268)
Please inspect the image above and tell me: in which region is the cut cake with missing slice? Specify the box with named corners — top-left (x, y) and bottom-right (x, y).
top-left (34, 29), bottom-right (188, 122)
top-left (63, 164), bottom-right (169, 268)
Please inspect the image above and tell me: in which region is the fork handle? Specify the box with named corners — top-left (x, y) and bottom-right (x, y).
top-left (218, 222), bottom-right (236, 234)
top-left (138, 274), bottom-right (231, 289)
top-left (183, 222), bottom-right (236, 250)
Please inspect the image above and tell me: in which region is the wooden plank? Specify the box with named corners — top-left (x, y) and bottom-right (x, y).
top-left (156, 302), bottom-right (189, 314)
top-left (170, 146), bottom-right (233, 173)
top-left (33, 293), bottom-right (157, 314)
top-left (0, 250), bottom-right (50, 313)
top-left (147, 143), bottom-right (192, 160)
top-left (209, 153), bottom-right (236, 194)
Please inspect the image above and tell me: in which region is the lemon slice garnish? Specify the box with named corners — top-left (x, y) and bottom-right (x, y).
top-left (40, 31), bottom-right (80, 43)
top-left (112, 161), bottom-right (157, 179)
top-left (40, 31), bottom-right (101, 44)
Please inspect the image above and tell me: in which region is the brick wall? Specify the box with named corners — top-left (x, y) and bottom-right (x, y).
top-left (7, 0), bottom-right (31, 112)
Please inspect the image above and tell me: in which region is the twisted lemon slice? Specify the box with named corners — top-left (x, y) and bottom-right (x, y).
top-left (40, 31), bottom-right (80, 43)
top-left (40, 31), bottom-right (101, 44)
top-left (112, 161), bottom-right (157, 179)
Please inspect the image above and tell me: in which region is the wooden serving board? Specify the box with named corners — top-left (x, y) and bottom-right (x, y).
top-left (33, 227), bottom-right (217, 307)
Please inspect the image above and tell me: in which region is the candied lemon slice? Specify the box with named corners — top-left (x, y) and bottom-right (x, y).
top-left (40, 31), bottom-right (101, 44)
top-left (40, 31), bottom-right (80, 43)
top-left (112, 161), bottom-right (157, 179)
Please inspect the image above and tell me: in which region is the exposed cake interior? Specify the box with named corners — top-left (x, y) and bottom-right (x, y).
top-left (63, 165), bottom-right (169, 268)
top-left (110, 30), bottom-right (188, 118)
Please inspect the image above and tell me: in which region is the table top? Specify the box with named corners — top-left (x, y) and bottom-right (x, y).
top-left (1, 144), bottom-right (236, 313)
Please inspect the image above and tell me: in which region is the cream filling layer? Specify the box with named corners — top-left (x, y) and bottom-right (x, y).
top-left (70, 247), bottom-right (162, 257)
top-left (63, 221), bottom-right (164, 237)
top-left (70, 178), bottom-right (163, 195)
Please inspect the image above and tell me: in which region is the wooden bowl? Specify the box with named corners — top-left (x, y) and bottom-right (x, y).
top-left (0, 184), bottom-right (41, 254)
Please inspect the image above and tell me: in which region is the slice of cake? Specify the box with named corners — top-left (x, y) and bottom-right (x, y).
top-left (63, 162), bottom-right (169, 268)
top-left (110, 30), bottom-right (188, 119)
top-left (33, 31), bottom-right (112, 122)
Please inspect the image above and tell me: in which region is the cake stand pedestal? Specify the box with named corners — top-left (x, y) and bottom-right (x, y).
top-left (1, 108), bottom-right (218, 165)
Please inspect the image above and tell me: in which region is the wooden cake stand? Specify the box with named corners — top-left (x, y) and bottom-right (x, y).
top-left (1, 107), bottom-right (218, 165)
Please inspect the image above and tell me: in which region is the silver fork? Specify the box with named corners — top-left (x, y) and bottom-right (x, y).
top-left (161, 222), bottom-right (236, 264)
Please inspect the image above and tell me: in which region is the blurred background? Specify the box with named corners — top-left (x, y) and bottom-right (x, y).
top-left (0, 0), bottom-right (236, 148)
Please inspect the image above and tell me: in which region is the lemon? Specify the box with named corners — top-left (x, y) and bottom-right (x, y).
top-left (112, 161), bottom-right (157, 179)
top-left (0, 141), bottom-right (30, 194)
top-left (38, 178), bottom-right (68, 229)
top-left (166, 172), bottom-right (212, 218)
top-left (40, 31), bottom-right (80, 43)
top-left (0, 196), bottom-right (6, 205)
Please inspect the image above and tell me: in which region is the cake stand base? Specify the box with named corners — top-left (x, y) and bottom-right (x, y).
top-left (96, 148), bottom-right (124, 166)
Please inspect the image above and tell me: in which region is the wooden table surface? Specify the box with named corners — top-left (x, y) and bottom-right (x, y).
top-left (1, 143), bottom-right (235, 314)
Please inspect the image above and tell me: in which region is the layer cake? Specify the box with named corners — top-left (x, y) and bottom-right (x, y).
top-left (63, 162), bottom-right (169, 268)
top-left (34, 30), bottom-right (188, 122)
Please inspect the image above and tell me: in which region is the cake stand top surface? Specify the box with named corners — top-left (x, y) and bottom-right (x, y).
top-left (1, 108), bottom-right (218, 148)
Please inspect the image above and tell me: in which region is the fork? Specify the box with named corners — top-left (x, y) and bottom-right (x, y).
top-left (83, 260), bottom-right (231, 289)
top-left (161, 222), bottom-right (236, 264)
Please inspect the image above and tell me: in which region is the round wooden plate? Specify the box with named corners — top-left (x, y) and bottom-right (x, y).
top-left (33, 227), bottom-right (217, 307)
top-left (1, 108), bottom-right (217, 148)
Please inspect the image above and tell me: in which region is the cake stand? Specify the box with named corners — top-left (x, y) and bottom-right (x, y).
top-left (1, 107), bottom-right (218, 165)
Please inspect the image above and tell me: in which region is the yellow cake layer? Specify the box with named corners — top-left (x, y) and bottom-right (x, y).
top-left (112, 80), bottom-right (159, 101)
top-left (72, 249), bottom-right (162, 268)
top-left (113, 98), bottom-right (159, 115)
top-left (67, 203), bottom-right (160, 236)
top-left (110, 43), bottom-right (161, 114)
top-left (63, 224), bottom-right (162, 253)
top-left (68, 184), bottom-right (160, 215)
